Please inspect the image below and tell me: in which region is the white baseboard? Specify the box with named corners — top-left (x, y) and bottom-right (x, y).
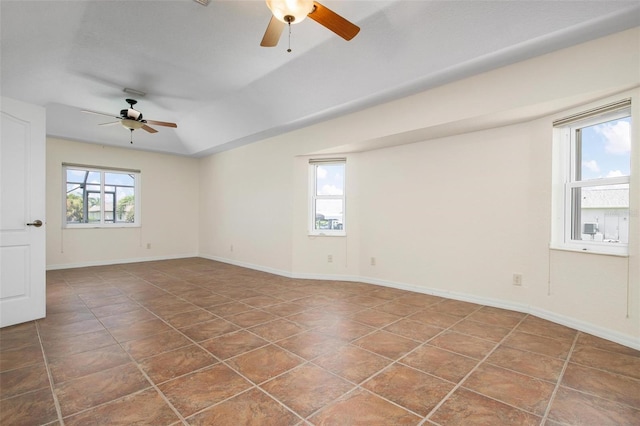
top-left (528, 307), bottom-right (640, 351)
top-left (200, 254), bottom-right (297, 278)
top-left (46, 253), bottom-right (199, 271)
top-left (49, 253), bottom-right (640, 351)
top-left (204, 255), bottom-right (640, 351)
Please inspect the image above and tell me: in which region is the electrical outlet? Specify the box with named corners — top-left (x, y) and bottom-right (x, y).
top-left (513, 273), bottom-right (523, 286)
top-left (328, 254), bottom-right (333, 263)
top-left (146, 243), bottom-right (151, 249)
top-left (370, 257), bottom-right (376, 266)
top-left (230, 244), bottom-right (234, 252)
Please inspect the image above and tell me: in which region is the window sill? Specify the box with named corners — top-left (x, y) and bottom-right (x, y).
top-left (64, 224), bottom-right (141, 229)
top-left (308, 232), bottom-right (346, 238)
top-left (549, 244), bottom-right (629, 258)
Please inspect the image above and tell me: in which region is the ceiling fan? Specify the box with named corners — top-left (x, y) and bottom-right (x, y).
top-left (82, 99), bottom-right (177, 143)
top-left (260, 0), bottom-right (360, 48)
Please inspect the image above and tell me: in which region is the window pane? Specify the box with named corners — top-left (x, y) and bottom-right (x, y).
top-left (316, 164), bottom-right (344, 196)
top-left (86, 171), bottom-right (101, 185)
top-left (87, 192), bottom-right (101, 223)
top-left (315, 199), bottom-right (343, 230)
top-left (103, 193), bottom-right (114, 223)
top-left (66, 169), bottom-right (87, 184)
top-left (66, 186), bottom-right (84, 223)
top-left (578, 116), bottom-right (630, 181)
top-left (571, 184), bottom-right (629, 243)
top-left (116, 189), bottom-right (135, 223)
top-left (105, 172), bottom-right (134, 186)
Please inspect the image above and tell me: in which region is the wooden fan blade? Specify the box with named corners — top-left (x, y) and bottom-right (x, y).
top-left (308, 1), bottom-right (360, 41)
top-left (260, 15), bottom-right (285, 47)
top-left (142, 124), bottom-right (158, 133)
top-left (82, 109), bottom-right (119, 119)
top-left (146, 119), bottom-right (177, 128)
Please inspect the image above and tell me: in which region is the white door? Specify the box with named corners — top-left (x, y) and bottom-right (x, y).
top-left (1, 97), bottom-right (46, 327)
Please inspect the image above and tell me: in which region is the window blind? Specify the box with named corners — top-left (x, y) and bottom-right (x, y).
top-left (553, 98), bottom-right (631, 127)
top-left (308, 158), bottom-right (346, 164)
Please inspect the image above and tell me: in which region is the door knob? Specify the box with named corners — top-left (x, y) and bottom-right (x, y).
top-left (27, 220), bottom-right (43, 227)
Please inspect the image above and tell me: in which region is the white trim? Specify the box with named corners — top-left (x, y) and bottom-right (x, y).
top-left (548, 245), bottom-right (629, 258)
top-left (527, 306), bottom-right (640, 352)
top-left (45, 253), bottom-right (198, 271)
top-left (200, 254), bottom-right (294, 278)
top-left (61, 162), bottom-right (141, 174)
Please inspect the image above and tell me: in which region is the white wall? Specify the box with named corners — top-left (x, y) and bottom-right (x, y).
top-left (198, 27), bottom-right (640, 348)
top-left (353, 107), bottom-right (638, 345)
top-left (41, 29), bottom-right (639, 348)
top-left (356, 121), bottom-right (546, 297)
top-left (198, 141), bottom-right (295, 274)
top-left (46, 138), bottom-right (200, 268)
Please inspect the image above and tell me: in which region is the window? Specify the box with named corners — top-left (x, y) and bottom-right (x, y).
top-left (64, 164), bottom-right (140, 227)
top-left (552, 99), bottom-right (631, 255)
top-left (309, 159), bottom-right (346, 236)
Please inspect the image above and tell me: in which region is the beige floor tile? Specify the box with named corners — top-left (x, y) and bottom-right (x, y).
top-left (158, 364), bottom-right (251, 418)
top-left (4, 259), bottom-right (635, 425)
top-left (226, 344), bottom-right (304, 384)
top-left (313, 344), bottom-right (391, 384)
top-left (363, 364), bottom-right (454, 416)
top-left (187, 388), bottom-right (300, 426)
top-left (462, 364), bottom-right (555, 415)
top-left (261, 364), bottom-right (353, 418)
top-left (309, 388), bottom-right (421, 425)
top-left (430, 388), bottom-right (541, 425)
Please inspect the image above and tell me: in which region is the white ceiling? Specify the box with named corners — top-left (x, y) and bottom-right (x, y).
top-left (2, 0), bottom-right (639, 157)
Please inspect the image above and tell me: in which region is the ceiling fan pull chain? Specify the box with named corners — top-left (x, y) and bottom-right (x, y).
top-left (287, 20), bottom-right (292, 53)
top-left (130, 129), bottom-right (134, 144)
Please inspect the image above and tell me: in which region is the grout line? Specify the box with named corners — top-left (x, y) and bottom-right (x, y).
top-left (61, 270), bottom-right (249, 420)
top-left (34, 320), bottom-right (66, 426)
top-left (45, 261), bottom-right (627, 426)
top-left (418, 313), bottom-right (531, 425)
top-left (301, 303), bottom-right (490, 423)
top-left (163, 280), bottom-right (491, 423)
top-left (209, 296), bottom-right (452, 422)
top-left (302, 303), bottom-right (485, 424)
top-left (61, 277), bottom-right (191, 425)
top-left (540, 332), bottom-right (580, 424)
top-left (103, 273), bottom-right (317, 423)
top-left (181, 384), bottom-right (304, 425)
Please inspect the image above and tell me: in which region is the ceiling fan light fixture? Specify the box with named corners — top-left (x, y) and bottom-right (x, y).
top-left (266, 0), bottom-right (314, 24)
top-left (121, 119), bottom-right (144, 131)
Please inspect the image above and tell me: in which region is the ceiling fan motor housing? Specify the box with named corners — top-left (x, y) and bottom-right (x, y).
top-left (121, 108), bottom-right (142, 121)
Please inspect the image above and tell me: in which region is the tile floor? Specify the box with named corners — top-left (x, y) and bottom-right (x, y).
top-left (1, 258), bottom-right (639, 425)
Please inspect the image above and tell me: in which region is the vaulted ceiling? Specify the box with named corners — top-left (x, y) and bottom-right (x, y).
top-left (2, 1), bottom-right (639, 157)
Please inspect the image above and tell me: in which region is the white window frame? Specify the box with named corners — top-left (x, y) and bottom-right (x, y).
top-left (551, 100), bottom-right (631, 256)
top-left (309, 159), bottom-right (346, 236)
top-left (63, 163), bottom-right (141, 228)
